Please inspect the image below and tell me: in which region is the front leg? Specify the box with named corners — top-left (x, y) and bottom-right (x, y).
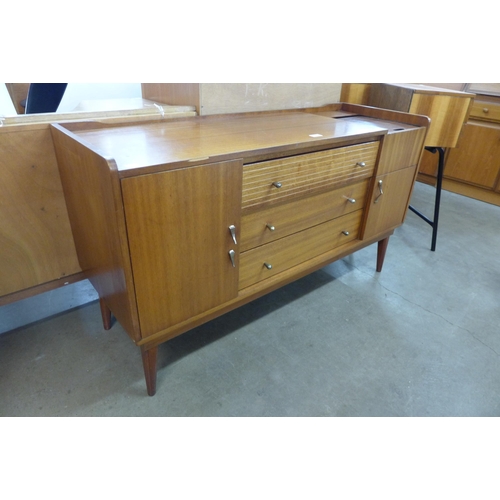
top-left (376, 236), bottom-right (390, 272)
top-left (141, 346), bottom-right (158, 396)
top-left (99, 298), bottom-right (112, 330)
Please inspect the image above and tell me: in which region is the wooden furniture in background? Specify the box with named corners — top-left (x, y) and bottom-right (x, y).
top-left (367, 83), bottom-right (473, 148)
top-left (4, 83), bottom-right (30, 114)
top-left (342, 83), bottom-right (500, 206)
top-left (0, 104), bottom-right (196, 306)
top-left (340, 82), bottom-right (473, 172)
top-left (0, 123), bottom-right (82, 301)
top-left (141, 83), bottom-right (201, 112)
top-left (442, 85), bottom-right (500, 206)
top-left (341, 83), bottom-right (474, 250)
top-left (142, 83), bottom-right (342, 115)
top-left (51, 103), bottom-right (429, 396)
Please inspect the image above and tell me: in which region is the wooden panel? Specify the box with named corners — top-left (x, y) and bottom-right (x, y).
top-left (338, 103), bottom-right (431, 130)
top-left (240, 179), bottom-right (369, 252)
top-left (242, 142), bottom-right (378, 210)
top-left (122, 160), bottom-right (242, 338)
top-left (239, 210), bottom-right (362, 289)
top-left (418, 148), bottom-right (439, 178)
top-left (141, 83), bottom-right (201, 113)
top-left (0, 126), bottom-right (81, 297)
top-left (5, 83), bottom-right (29, 114)
top-left (366, 84), bottom-right (473, 148)
top-left (409, 93), bottom-right (472, 148)
top-left (340, 84), bottom-right (371, 105)
top-left (442, 178), bottom-right (500, 205)
top-left (51, 125), bottom-right (140, 341)
top-left (362, 165), bottom-right (418, 240)
top-left (444, 123), bottom-right (500, 189)
top-left (376, 128), bottom-right (426, 176)
top-left (369, 84), bottom-right (413, 113)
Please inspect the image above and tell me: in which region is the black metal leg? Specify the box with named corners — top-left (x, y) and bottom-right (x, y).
top-left (408, 146), bottom-right (445, 251)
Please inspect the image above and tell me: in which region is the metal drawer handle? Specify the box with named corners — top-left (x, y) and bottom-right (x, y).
top-left (342, 231), bottom-right (350, 236)
top-left (228, 224), bottom-right (237, 245)
top-left (266, 223), bottom-right (275, 231)
top-left (344, 196), bottom-right (356, 204)
top-left (356, 162), bottom-right (366, 167)
top-left (374, 179), bottom-right (384, 203)
top-left (228, 249), bottom-right (236, 267)
top-left (483, 108), bottom-right (489, 114)
top-left (263, 262), bottom-right (273, 270)
top-left (272, 182), bottom-right (282, 188)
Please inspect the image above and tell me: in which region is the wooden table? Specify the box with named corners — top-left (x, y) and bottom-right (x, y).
top-left (51, 103), bottom-right (429, 396)
top-left (341, 83), bottom-right (474, 251)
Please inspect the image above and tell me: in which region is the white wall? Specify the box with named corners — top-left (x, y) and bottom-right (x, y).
top-left (0, 84), bottom-right (17, 116)
top-left (200, 83), bottom-right (342, 115)
top-left (57, 83), bottom-right (141, 112)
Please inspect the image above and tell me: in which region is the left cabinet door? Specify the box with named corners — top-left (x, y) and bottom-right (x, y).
top-left (122, 159), bottom-right (243, 338)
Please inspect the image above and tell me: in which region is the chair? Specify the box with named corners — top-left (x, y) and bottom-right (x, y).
top-left (24, 83), bottom-right (68, 114)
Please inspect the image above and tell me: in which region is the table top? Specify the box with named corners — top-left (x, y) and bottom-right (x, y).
top-left (71, 111), bottom-right (395, 174)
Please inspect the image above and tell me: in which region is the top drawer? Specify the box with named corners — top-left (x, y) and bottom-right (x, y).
top-left (470, 100), bottom-right (500, 123)
top-left (242, 141), bottom-right (379, 210)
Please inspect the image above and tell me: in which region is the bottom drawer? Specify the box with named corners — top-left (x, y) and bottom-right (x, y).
top-left (239, 210), bottom-right (363, 289)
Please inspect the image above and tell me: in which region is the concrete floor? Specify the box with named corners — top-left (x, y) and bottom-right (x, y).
top-left (1, 182), bottom-right (499, 416)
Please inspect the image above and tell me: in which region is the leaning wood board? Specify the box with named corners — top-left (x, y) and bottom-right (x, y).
top-left (0, 105), bottom-right (196, 305)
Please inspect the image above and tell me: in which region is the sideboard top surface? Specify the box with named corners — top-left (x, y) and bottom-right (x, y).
top-left (63, 111), bottom-right (393, 174)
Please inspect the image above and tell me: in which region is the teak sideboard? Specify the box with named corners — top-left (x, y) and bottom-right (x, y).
top-left (51, 104), bottom-right (429, 396)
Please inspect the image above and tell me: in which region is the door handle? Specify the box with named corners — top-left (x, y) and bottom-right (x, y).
top-left (374, 179), bottom-right (384, 204)
top-left (228, 249), bottom-right (236, 267)
top-left (228, 225), bottom-right (237, 245)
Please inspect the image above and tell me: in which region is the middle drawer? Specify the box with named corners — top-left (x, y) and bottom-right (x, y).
top-left (240, 179), bottom-right (369, 252)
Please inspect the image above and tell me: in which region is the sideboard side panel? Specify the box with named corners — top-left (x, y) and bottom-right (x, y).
top-left (51, 125), bottom-right (140, 341)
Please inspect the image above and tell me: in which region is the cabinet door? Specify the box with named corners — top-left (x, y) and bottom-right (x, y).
top-left (122, 159), bottom-right (242, 338)
top-left (445, 122), bottom-right (500, 189)
top-left (362, 165), bottom-right (417, 240)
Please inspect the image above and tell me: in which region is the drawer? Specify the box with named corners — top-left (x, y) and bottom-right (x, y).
top-left (242, 142), bottom-right (379, 210)
top-left (470, 101), bottom-right (500, 123)
top-left (240, 179), bottom-right (369, 251)
top-left (239, 210), bottom-right (363, 289)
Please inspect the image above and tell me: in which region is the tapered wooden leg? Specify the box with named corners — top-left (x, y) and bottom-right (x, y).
top-left (141, 346), bottom-right (158, 396)
top-left (376, 236), bottom-right (390, 272)
top-left (99, 298), bottom-right (112, 330)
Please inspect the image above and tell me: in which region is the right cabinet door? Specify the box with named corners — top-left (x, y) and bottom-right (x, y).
top-left (362, 165), bottom-right (417, 240)
top-left (121, 159), bottom-right (242, 338)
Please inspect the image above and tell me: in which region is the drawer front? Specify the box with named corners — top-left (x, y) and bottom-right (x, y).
top-left (239, 210), bottom-right (363, 289)
top-left (470, 101), bottom-right (500, 123)
top-left (240, 179), bottom-right (369, 252)
top-left (242, 142), bottom-right (379, 210)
